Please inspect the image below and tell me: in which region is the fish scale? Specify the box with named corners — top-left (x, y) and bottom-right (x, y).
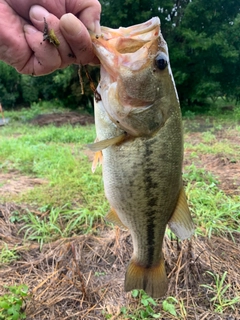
top-left (89, 17), bottom-right (194, 298)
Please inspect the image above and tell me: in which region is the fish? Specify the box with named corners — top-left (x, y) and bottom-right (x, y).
top-left (89, 17), bottom-right (194, 298)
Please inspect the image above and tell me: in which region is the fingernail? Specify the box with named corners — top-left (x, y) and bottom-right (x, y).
top-left (30, 5), bottom-right (50, 22)
top-left (94, 21), bottom-right (101, 34)
top-left (61, 14), bottom-right (82, 36)
top-left (88, 21), bottom-right (101, 34)
top-left (24, 24), bottom-right (37, 34)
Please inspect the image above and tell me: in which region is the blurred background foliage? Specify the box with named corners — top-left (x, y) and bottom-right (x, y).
top-left (0, 0), bottom-right (239, 112)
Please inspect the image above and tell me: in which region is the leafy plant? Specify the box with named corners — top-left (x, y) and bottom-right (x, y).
top-left (201, 271), bottom-right (240, 313)
top-left (120, 290), bottom-right (161, 319)
top-left (0, 284), bottom-right (29, 320)
top-left (162, 296), bottom-right (178, 316)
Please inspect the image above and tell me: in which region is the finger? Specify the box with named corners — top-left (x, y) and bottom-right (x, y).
top-left (21, 24), bottom-right (62, 75)
top-left (7, 0), bottom-right (102, 32)
top-left (65, 0), bottom-right (101, 33)
top-left (0, 2), bottom-right (31, 69)
top-left (29, 5), bottom-right (78, 69)
top-left (60, 14), bottom-right (99, 65)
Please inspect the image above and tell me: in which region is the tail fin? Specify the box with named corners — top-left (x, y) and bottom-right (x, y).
top-left (124, 258), bottom-right (168, 298)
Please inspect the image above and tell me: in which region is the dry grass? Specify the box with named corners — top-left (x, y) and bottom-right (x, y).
top-left (0, 203), bottom-right (239, 319)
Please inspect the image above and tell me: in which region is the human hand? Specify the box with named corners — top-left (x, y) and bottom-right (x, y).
top-left (0, 0), bottom-right (101, 75)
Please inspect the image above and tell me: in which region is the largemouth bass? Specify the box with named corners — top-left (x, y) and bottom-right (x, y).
top-left (89, 17), bottom-right (194, 298)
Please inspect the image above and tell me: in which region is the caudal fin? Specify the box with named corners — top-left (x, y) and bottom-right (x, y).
top-left (124, 258), bottom-right (168, 298)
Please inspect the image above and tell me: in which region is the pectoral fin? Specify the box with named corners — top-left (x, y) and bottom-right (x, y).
top-left (86, 133), bottom-right (126, 152)
top-left (168, 187), bottom-right (194, 240)
top-left (105, 207), bottom-right (128, 231)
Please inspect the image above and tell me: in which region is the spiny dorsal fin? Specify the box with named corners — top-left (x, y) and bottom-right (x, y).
top-left (86, 133), bottom-right (126, 152)
top-left (168, 186), bottom-right (194, 240)
top-left (105, 207), bottom-right (128, 231)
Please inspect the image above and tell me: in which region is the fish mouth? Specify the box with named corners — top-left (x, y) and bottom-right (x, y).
top-left (91, 17), bottom-right (161, 77)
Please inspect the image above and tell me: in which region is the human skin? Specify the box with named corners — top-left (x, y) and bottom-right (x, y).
top-left (0, 0), bottom-right (101, 75)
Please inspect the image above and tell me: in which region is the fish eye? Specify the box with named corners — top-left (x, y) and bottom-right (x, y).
top-left (155, 52), bottom-right (168, 70)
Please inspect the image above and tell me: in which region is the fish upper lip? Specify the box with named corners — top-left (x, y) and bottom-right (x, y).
top-left (90, 17), bottom-right (160, 39)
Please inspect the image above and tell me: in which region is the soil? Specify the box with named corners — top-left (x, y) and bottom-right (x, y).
top-left (184, 119), bottom-right (240, 196)
top-left (30, 111), bottom-right (94, 127)
top-left (0, 114), bottom-right (239, 319)
top-left (0, 171), bottom-right (48, 195)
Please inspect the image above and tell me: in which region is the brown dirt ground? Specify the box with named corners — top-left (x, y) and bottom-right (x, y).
top-left (30, 112), bottom-right (94, 127)
top-left (0, 171), bottom-right (48, 195)
top-left (184, 121), bottom-right (240, 196)
top-left (0, 203), bottom-right (239, 320)
top-left (0, 115), bottom-right (239, 319)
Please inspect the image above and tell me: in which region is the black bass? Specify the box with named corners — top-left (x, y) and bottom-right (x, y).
top-left (89, 17), bottom-right (194, 298)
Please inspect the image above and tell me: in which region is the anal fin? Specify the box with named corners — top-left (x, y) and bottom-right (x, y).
top-left (105, 207), bottom-right (128, 231)
top-left (125, 257), bottom-right (168, 298)
top-left (168, 186), bottom-right (194, 240)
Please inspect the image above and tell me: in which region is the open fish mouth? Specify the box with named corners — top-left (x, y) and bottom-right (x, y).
top-left (89, 17), bottom-right (194, 298)
top-left (90, 17), bottom-right (172, 137)
top-left (90, 17), bottom-right (163, 78)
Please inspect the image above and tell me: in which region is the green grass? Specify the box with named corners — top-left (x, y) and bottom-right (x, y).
top-left (0, 108), bottom-right (108, 245)
top-left (4, 100), bottom-right (66, 122)
top-left (184, 164), bottom-right (240, 238)
top-left (1, 104), bottom-right (240, 319)
top-left (185, 140), bottom-right (239, 156)
top-left (0, 123), bottom-right (99, 204)
top-left (201, 271), bottom-right (240, 313)
top-left (0, 105), bottom-right (239, 249)
top-left (0, 244), bottom-right (19, 265)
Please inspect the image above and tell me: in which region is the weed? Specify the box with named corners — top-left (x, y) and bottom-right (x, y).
top-left (17, 203), bottom-right (106, 247)
top-left (9, 211), bottom-right (21, 223)
top-left (201, 131), bottom-right (216, 143)
top-left (5, 101), bottom-right (65, 122)
top-left (183, 110), bottom-right (196, 119)
top-left (162, 296), bottom-right (178, 316)
top-left (0, 244), bottom-right (19, 264)
top-left (201, 271), bottom-right (240, 313)
top-left (184, 163), bottom-right (218, 185)
top-left (94, 272), bottom-right (106, 277)
top-left (0, 284), bottom-right (29, 320)
top-left (183, 164), bottom-right (240, 237)
top-left (120, 290), bottom-right (161, 319)
top-left (19, 207), bottom-right (64, 249)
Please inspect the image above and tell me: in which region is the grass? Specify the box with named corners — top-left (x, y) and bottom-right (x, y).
top-left (0, 244), bottom-right (19, 265)
top-left (0, 106), bottom-right (108, 246)
top-left (0, 103), bottom-right (240, 318)
top-left (0, 125), bottom-right (107, 211)
top-left (1, 104), bottom-right (239, 245)
top-left (201, 271), bottom-right (240, 313)
top-left (183, 164), bottom-right (240, 237)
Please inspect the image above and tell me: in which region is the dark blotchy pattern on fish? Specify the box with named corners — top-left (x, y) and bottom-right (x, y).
top-left (91, 17), bottom-right (194, 298)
